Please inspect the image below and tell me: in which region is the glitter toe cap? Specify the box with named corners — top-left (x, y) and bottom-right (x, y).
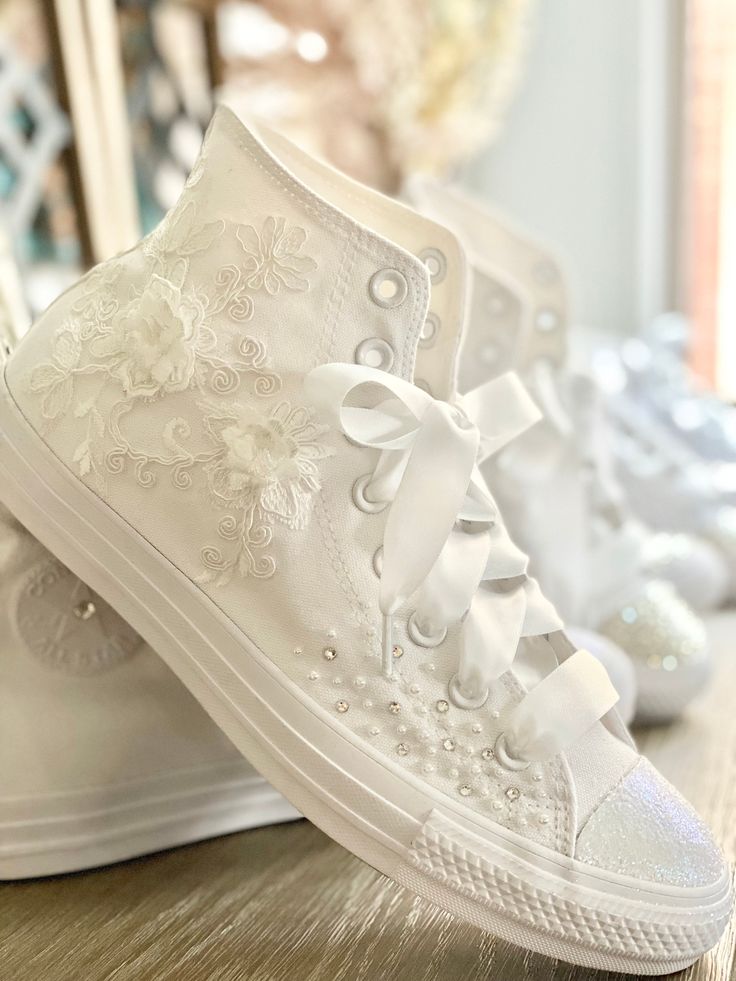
top-left (576, 758), bottom-right (726, 888)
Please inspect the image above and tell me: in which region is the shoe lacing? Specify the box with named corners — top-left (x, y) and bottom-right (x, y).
top-left (306, 364), bottom-right (618, 766)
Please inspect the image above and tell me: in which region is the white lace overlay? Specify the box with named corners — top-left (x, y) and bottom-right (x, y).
top-left (29, 201), bottom-right (332, 582)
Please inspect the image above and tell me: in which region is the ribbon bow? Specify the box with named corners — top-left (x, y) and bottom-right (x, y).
top-left (305, 365), bottom-right (562, 696)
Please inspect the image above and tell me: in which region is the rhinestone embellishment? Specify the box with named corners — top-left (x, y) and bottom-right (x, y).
top-left (323, 647), bottom-right (337, 660)
top-left (435, 699), bottom-right (449, 713)
top-left (336, 700), bottom-right (349, 713)
top-left (505, 786), bottom-right (521, 801)
top-left (481, 747), bottom-right (494, 761)
top-left (392, 645), bottom-right (404, 659)
top-left (389, 701), bottom-right (401, 714)
top-left (442, 738), bottom-right (456, 751)
top-left (73, 600), bottom-right (97, 621)
top-left (459, 785), bottom-right (472, 797)
top-left (396, 743), bottom-right (409, 756)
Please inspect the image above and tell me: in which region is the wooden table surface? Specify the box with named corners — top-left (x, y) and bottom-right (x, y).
top-left (3, 613), bottom-right (736, 981)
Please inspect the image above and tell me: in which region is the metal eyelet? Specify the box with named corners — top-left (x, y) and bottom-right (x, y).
top-left (355, 338), bottom-right (395, 371)
top-left (419, 247), bottom-right (447, 284)
top-left (480, 342), bottom-right (501, 366)
top-left (486, 288), bottom-right (509, 317)
top-left (535, 308), bottom-right (560, 332)
top-left (369, 269), bottom-right (408, 308)
top-left (448, 673), bottom-right (489, 710)
top-left (493, 732), bottom-right (531, 771)
top-left (408, 611), bottom-right (447, 648)
top-left (352, 475), bottom-right (387, 514)
top-left (419, 312), bottom-right (440, 349)
top-left (372, 546), bottom-right (383, 577)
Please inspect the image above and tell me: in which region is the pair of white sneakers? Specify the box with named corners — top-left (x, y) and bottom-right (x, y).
top-left (1, 107), bottom-right (731, 974)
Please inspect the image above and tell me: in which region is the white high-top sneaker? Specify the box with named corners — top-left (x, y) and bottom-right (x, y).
top-left (0, 502), bottom-right (298, 879)
top-left (407, 180), bottom-right (717, 722)
top-left (0, 108), bottom-right (729, 973)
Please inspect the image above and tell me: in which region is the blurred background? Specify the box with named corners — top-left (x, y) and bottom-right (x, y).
top-left (0, 0), bottom-right (733, 396)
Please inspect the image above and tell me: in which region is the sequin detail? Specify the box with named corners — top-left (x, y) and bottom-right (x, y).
top-left (576, 759), bottom-right (724, 887)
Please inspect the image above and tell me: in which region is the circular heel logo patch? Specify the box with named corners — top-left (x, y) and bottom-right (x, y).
top-left (14, 556), bottom-right (142, 675)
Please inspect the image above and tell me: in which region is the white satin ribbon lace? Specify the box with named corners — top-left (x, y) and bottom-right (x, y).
top-left (305, 364), bottom-right (619, 765)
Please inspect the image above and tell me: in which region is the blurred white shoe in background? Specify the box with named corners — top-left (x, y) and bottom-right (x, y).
top-left (0, 503), bottom-right (299, 880)
top-left (407, 179), bottom-right (713, 723)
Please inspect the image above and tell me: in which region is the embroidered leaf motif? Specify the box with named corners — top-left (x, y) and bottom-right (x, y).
top-left (237, 217), bottom-right (318, 294)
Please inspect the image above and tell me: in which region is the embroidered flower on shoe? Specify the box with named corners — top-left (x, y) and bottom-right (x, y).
top-left (28, 209), bottom-right (321, 580)
top-left (143, 200), bottom-right (224, 271)
top-left (199, 399), bottom-right (333, 582)
top-left (93, 275), bottom-right (211, 399)
top-left (204, 400), bottom-right (332, 527)
top-left (30, 324), bottom-right (81, 419)
top-left (237, 217), bottom-right (317, 294)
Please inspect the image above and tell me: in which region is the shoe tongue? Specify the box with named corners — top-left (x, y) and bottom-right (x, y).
top-left (245, 120), bottom-right (469, 403)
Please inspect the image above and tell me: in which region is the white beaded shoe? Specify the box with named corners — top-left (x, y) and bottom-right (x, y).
top-left (0, 503), bottom-right (298, 879)
top-left (408, 179), bottom-right (714, 722)
top-left (0, 109), bottom-right (729, 972)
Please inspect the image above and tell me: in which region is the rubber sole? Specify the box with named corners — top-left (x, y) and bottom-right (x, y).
top-left (1, 761), bottom-right (300, 879)
top-left (0, 370), bottom-right (730, 973)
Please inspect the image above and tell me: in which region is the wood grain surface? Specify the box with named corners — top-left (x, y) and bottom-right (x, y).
top-left (3, 613), bottom-right (736, 981)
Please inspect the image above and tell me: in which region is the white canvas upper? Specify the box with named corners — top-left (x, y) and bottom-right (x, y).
top-left (0, 108), bottom-right (729, 972)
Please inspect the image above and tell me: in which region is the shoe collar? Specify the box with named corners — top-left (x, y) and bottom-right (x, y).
top-left (210, 105), bottom-right (469, 403)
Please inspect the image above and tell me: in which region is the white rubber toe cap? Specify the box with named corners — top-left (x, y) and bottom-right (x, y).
top-left (575, 758), bottom-right (726, 888)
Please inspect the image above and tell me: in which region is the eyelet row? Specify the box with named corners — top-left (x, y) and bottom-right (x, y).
top-left (408, 611), bottom-right (446, 648)
top-left (419, 247), bottom-right (447, 284)
top-left (355, 337), bottom-right (394, 371)
top-left (369, 268), bottom-right (408, 308)
top-left (352, 475), bottom-right (387, 514)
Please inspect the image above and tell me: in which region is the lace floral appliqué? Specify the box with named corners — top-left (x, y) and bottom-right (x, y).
top-left (30, 202), bottom-right (329, 581)
top-left (199, 399), bottom-right (332, 582)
